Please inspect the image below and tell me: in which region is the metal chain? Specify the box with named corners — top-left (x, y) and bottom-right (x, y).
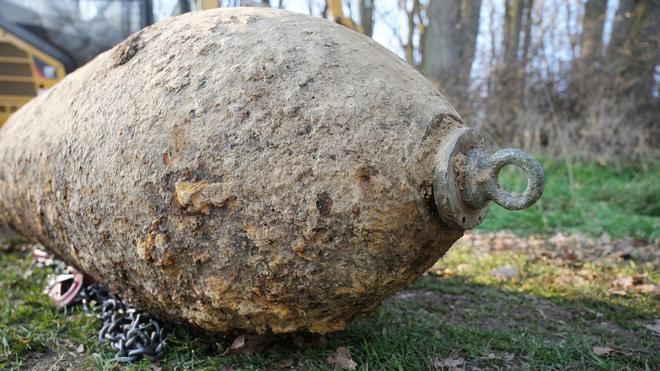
top-left (79, 284), bottom-right (167, 362)
top-left (34, 249), bottom-right (167, 363)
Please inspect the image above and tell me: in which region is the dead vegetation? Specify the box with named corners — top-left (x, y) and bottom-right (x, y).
top-left (2, 227), bottom-right (657, 370)
top-left (362, 0), bottom-right (659, 162)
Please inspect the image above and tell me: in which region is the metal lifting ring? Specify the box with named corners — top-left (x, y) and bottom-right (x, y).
top-left (464, 148), bottom-right (545, 210)
top-left (433, 128), bottom-right (545, 230)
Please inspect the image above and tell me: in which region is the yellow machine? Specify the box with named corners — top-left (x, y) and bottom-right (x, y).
top-left (0, 17), bottom-right (71, 125)
top-left (327, 0), bottom-right (364, 33)
top-left (0, 0), bottom-right (218, 126)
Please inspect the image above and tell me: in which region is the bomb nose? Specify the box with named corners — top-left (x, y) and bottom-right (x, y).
top-left (433, 127), bottom-right (545, 230)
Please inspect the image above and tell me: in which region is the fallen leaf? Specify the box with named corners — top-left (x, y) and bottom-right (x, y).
top-left (491, 266), bottom-right (518, 279)
top-left (431, 267), bottom-right (457, 277)
top-left (611, 276), bottom-right (634, 289)
top-left (277, 358), bottom-right (294, 368)
top-left (576, 268), bottom-right (596, 280)
top-left (609, 275), bottom-right (657, 295)
top-left (631, 275), bottom-right (645, 285)
top-left (644, 319), bottom-right (660, 336)
top-left (327, 346), bottom-right (357, 370)
top-left (221, 334), bottom-right (267, 355)
top-left (593, 346), bottom-right (615, 356)
top-left (229, 335), bottom-right (246, 350)
top-left (636, 283), bottom-right (658, 294)
top-left (445, 357), bottom-right (464, 367)
top-left (432, 356), bottom-right (465, 368)
top-left (608, 289), bottom-right (628, 296)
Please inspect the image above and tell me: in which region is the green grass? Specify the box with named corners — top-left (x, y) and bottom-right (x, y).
top-left (0, 159), bottom-right (658, 369)
top-left (1, 239), bottom-right (657, 370)
top-left (478, 158), bottom-right (660, 241)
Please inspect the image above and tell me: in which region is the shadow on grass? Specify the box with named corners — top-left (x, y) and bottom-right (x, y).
top-left (2, 246), bottom-right (657, 370)
top-left (155, 275), bottom-right (658, 371)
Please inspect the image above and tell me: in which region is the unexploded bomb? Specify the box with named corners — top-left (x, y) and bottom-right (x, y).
top-left (0, 8), bottom-right (543, 334)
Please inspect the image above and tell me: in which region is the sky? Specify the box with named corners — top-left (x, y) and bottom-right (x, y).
top-left (211, 0), bottom-right (409, 60)
top-left (263, 0), bottom-right (622, 79)
top-left (7, 0), bottom-right (626, 87)
top-left (278, 0), bottom-right (407, 59)
top-left (277, 0), bottom-right (625, 93)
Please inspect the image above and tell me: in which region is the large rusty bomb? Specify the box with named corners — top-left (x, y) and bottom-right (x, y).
top-left (0, 8), bottom-right (543, 333)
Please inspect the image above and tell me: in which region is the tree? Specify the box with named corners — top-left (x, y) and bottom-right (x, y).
top-left (487, 0), bottom-right (533, 140)
top-left (359, 0), bottom-right (374, 37)
top-left (502, 0), bottom-right (524, 68)
top-left (568, 0), bottom-right (608, 113)
top-left (579, 0), bottom-right (608, 64)
top-left (607, 0), bottom-right (659, 104)
top-left (402, 0), bottom-right (422, 65)
top-left (499, 0), bottom-right (534, 102)
top-left (420, 0), bottom-right (482, 108)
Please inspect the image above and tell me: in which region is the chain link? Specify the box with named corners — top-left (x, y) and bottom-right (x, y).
top-left (34, 249), bottom-right (167, 363)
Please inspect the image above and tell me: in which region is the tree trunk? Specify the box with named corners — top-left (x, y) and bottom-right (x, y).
top-left (404, 0), bottom-right (421, 65)
top-left (458, 0), bottom-right (482, 86)
top-left (502, 0), bottom-right (524, 66)
top-left (500, 0), bottom-right (524, 101)
top-left (499, 0), bottom-right (525, 99)
top-left (487, 0), bottom-right (531, 144)
top-left (579, 0), bottom-right (607, 63)
top-left (497, 0), bottom-right (524, 102)
top-left (605, 0), bottom-right (659, 148)
top-left (518, 0), bottom-right (533, 105)
top-left (607, 0), bottom-right (659, 103)
top-left (421, 0), bottom-right (482, 109)
top-left (607, 0), bottom-right (636, 58)
top-left (568, 0), bottom-right (607, 115)
top-left (358, 0), bottom-right (374, 37)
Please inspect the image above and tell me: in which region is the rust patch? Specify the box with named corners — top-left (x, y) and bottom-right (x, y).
top-left (308, 318), bottom-right (347, 334)
top-left (291, 239), bottom-right (305, 256)
top-left (136, 232), bottom-right (168, 263)
top-left (136, 234), bottom-right (155, 262)
top-left (175, 181), bottom-right (212, 214)
top-left (170, 126), bottom-right (187, 161)
top-left (175, 180), bottom-right (238, 214)
top-left (310, 227), bottom-right (329, 243)
top-left (207, 277), bottom-right (231, 295)
top-left (162, 152), bottom-right (172, 167)
top-left (355, 165), bottom-right (378, 186)
top-left (112, 33), bottom-right (143, 67)
top-left (315, 192), bottom-right (333, 217)
top-left (0, 8), bottom-right (472, 335)
top-left (452, 152), bottom-right (468, 192)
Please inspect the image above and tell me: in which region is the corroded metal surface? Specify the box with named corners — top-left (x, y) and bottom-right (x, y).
top-left (432, 127), bottom-right (489, 229)
top-left (0, 8), bottom-right (543, 334)
top-left (432, 128), bottom-right (545, 229)
top-left (463, 148), bottom-right (545, 210)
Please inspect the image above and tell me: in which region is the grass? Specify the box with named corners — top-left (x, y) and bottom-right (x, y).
top-left (478, 158), bottom-right (660, 241)
top-left (0, 159), bottom-right (658, 369)
top-left (1, 238), bottom-right (657, 370)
